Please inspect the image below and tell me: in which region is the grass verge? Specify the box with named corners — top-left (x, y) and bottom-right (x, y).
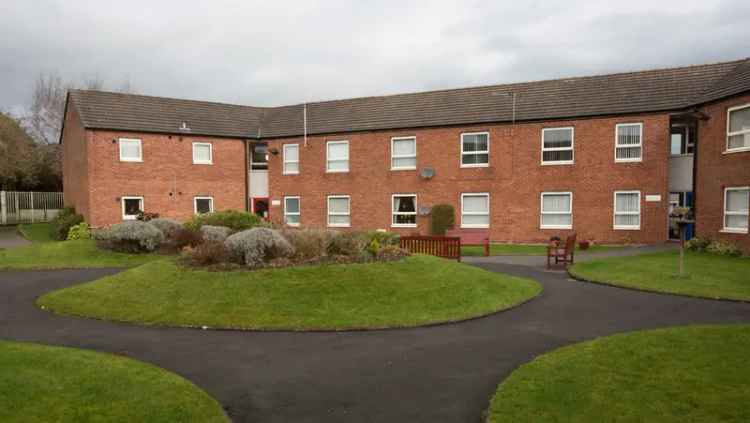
top-left (0, 341), bottom-right (227, 423)
top-left (0, 239), bottom-right (161, 270)
top-left (17, 223), bottom-right (54, 243)
top-left (486, 325), bottom-right (750, 422)
top-left (38, 255), bottom-right (542, 330)
top-left (569, 251), bottom-right (750, 301)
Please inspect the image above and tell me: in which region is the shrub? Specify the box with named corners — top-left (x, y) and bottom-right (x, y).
top-left (136, 211), bottom-right (160, 221)
top-left (183, 241), bottom-right (231, 266)
top-left (225, 228), bottom-right (294, 267)
top-left (66, 222), bottom-right (91, 240)
top-left (49, 207), bottom-right (84, 241)
top-left (686, 236), bottom-right (711, 252)
top-left (706, 240), bottom-right (742, 257)
top-left (201, 225), bottom-right (232, 243)
top-left (185, 210), bottom-right (261, 232)
top-left (172, 227), bottom-right (203, 249)
top-left (327, 232), bottom-right (366, 256)
top-left (430, 204), bottom-right (455, 235)
top-left (376, 245), bottom-right (410, 262)
top-left (362, 230), bottom-right (400, 247)
top-left (96, 221), bottom-right (164, 253)
top-left (367, 239), bottom-right (381, 256)
top-left (283, 229), bottom-right (332, 261)
top-left (148, 218), bottom-right (182, 237)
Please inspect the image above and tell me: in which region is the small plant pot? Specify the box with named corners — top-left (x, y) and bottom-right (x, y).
top-left (579, 241), bottom-right (590, 250)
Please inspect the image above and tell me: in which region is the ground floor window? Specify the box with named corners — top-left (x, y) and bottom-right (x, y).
top-left (284, 196), bottom-right (300, 226)
top-left (614, 191), bottom-right (641, 230)
top-left (724, 187), bottom-right (749, 233)
top-left (540, 192), bottom-right (572, 229)
top-left (194, 197), bottom-right (213, 215)
top-left (461, 193), bottom-right (490, 228)
top-left (121, 196), bottom-right (143, 220)
top-left (392, 194), bottom-right (417, 227)
top-left (327, 195), bottom-right (350, 227)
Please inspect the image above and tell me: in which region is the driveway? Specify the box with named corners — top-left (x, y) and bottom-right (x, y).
top-left (0, 226), bottom-right (30, 249)
top-left (1, 259), bottom-right (749, 422)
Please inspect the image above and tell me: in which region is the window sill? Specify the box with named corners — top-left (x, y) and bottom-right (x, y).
top-left (461, 224), bottom-right (490, 229)
top-left (193, 162), bottom-right (213, 165)
top-left (328, 224), bottom-right (351, 228)
top-left (282, 172), bottom-right (300, 176)
top-left (325, 170), bottom-right (350, 174)
top-left (391, 224), bottom-right (417, 228)
top-left (119, 159), bottom-right (143, 163)
top-left (615, 159), bottom-right (643, 163)
top-left (723, 147), bottom-right (750, 155)
top-left (541, 161), bottom-right (574, 166)
top-left (286, 223), bottom-right (301, 228)
top-left (541, 225), bottom-right (573, 230)
top-left (391, 167), bottom-right (417, 171)
top-left (460, 164), bottom-right (489, 169)
top-left (720, 228), bottom-right (748, 234)
top-left (613, 226), bottom-right (641, 231)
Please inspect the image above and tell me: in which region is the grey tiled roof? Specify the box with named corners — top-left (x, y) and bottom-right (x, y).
top-left (67, 58), bottom-right (750, 140)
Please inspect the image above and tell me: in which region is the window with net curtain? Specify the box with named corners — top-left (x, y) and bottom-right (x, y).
top-left (391, 137), bottom-right (416, 169)
top-left (616, 123), bottom-right (642, 161)
top-left (283, 144), bottom-right (299, 174)
top-left (327, 141), bottom-right (349, 172)
top-left (541, 193), bottom-right (572, 229)
top-left (392, 195), bottom-right (417, 226)
top-left (284, 197), bottom-right (300, 226)
top-left (727, 105), bottom-right (750, 151)
top-left (614, 192), bottom-right (640, 229)
top-left (461, 193), bottom-right (489, 227)
top-left (327, 196), bottom-right (350, 227)
top-left (119, 138), bottom-right (142, 161)
top-left (724, 188), bottom-right (749, 232)
top-left (194, 197), bottom-right (213, 214)
top-left (542, 128), bottom-right (573, 164)
top-left (461, 133), bottom-right (489, 166)
top-left (193, 143), bottom-right (212, 164)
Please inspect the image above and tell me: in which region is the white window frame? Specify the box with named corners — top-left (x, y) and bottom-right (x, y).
top-left (283, 144), bottom-right (299, 175)
top-left (326, 140), bottom-right (350, 173)
top-left (613, 191), bottom-right (641, 230)
top-left (284, 196), bottom-right (301, 227)
top-left (614, 123), bottom-right (643, 163)
top-left (541, 127), bottom-right (574, 165)
top-left (391, 194), bottom-right (417, 228)
top-left (540, 192), bottom-right (573, 230)
top-left (460, 193), bottom-right (490, 228)
top-left (192, 142), bottom-right (213, 165)
top-left (391, 136), bottom-right (417, 171)
top-left (460, 132), bottom-right (490, 168)
top-left (722, 186), bottom-right (749, 234)
top-left (121, 196), bottom-right (144, 221)
top-left (327, 195), bottom-right (351, 228)
top-left (726, 104), bottom-right (750, 153)
top-left (118, 138), bottom-right (142, 162)
top-left (193, 196), bottom-right (214, 215)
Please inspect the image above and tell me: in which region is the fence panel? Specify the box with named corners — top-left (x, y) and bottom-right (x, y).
top-left (400, 236), bottom-right (461, 261)
top-left (0, 191), bottom-right (64, 225)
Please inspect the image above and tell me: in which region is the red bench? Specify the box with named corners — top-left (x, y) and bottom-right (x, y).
top-left (445, 229), bottom-right (490, 257)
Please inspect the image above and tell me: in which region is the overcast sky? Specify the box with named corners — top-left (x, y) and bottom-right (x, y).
top-left (2, 0), bottom-right (749, 112)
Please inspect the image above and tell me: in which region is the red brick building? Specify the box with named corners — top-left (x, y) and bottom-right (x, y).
top-left (61, 58), bottom-right (750, 250)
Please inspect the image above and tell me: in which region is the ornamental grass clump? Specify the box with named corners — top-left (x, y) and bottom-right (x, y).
top-left (225, 227), bottom-right (294, 267)
top-left (327, 232), bottom-right (366, 257)
top-left (96, 221), bottom-right (164, 253)
top-left (201, 225), bottom-right (232, 243)
top-left (282, 229), bottom-right (332, 262)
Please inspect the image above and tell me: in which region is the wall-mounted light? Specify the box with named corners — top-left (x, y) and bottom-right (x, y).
top-left (269, 147), bottom-right (279, 155)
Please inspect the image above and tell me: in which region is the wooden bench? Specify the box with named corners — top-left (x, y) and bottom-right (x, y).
top-left (445, 229), bottom-right (490, 257)
top-left (546, 232), bottom-right (577, 269)
top-left (400, 236), bottom-right (461, 261)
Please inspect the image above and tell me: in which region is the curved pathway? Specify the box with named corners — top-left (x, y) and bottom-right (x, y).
top-left (2, 260), bottom-right (750, 423)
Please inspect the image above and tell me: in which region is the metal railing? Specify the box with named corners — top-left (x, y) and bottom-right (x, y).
top-left (0, 191), bottom-right (64, 225)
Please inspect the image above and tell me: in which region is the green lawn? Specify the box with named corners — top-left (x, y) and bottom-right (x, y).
top-left (462, 243), bottom-right (622, 257)
top-left (0, 341), bottom-right (227, 423)
top-left (38, 255), bottom-right (541, 330)
top-left (17, 223), bottom-right (54, 243)
top-left (486, 325), bottom-right (750, 422)
top-left (0, 239), bottom-right (161, 270)
top-left (570, 251), bottom-right (750, 301)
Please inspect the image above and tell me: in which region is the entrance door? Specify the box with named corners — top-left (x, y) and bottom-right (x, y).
top-left (252, 197), bottom-right (269, 220)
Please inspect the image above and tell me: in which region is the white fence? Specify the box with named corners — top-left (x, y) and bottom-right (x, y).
top-left (0, 191), bottom-right (64, 225)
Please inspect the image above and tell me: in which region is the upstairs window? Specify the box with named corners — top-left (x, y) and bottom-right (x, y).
top-left (283, 144), bottom-right (299, 175)
top-left (670, 125), bottom-right (695, 156)
top-left (614, 191), bottom-right (641, 230)
top-left (392, 194), bottom-right (417, 227)
top-left (391, 137), bottom-right (417, 170)
top-left (251, 143), bottom-right (268, 170)
top-left (119, 138), bottom-right (142, 162)
top-left (192, 142), bottom-right (213, 164)
top-left (727, 104), bottom-right (750, 152)
top-left (723, 187), bottom-right (749, 233)
top-left (461, 193), bottom-right (490, 228)
top-left (542, 127), bottom-right (574, 165)
top-left (327, 195), bottom-right (351, 227)
top-left (461, 132), bottom-right (489, 167)
top-left (326, 141), bottom-right (349, 172)
top-left (194, 196), bottom-right (214, 214)
top-left (540, 192), bottom-right (572, 229)
top-left (121, 196), bottom-right (143, 220)
top-left (284, 196), bottom-right (301, 227)
top-left (615, 123), bottom-right (642, 162)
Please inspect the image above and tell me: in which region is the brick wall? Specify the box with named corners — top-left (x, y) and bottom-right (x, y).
top-left (62, 105), bottom-right (90, 218)
top-left (267, 113), bottom-right (671, 244)
top-left (695, 94), bottom-right (750, 254)
top-left (62, 111), bottom-right (249, 227)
